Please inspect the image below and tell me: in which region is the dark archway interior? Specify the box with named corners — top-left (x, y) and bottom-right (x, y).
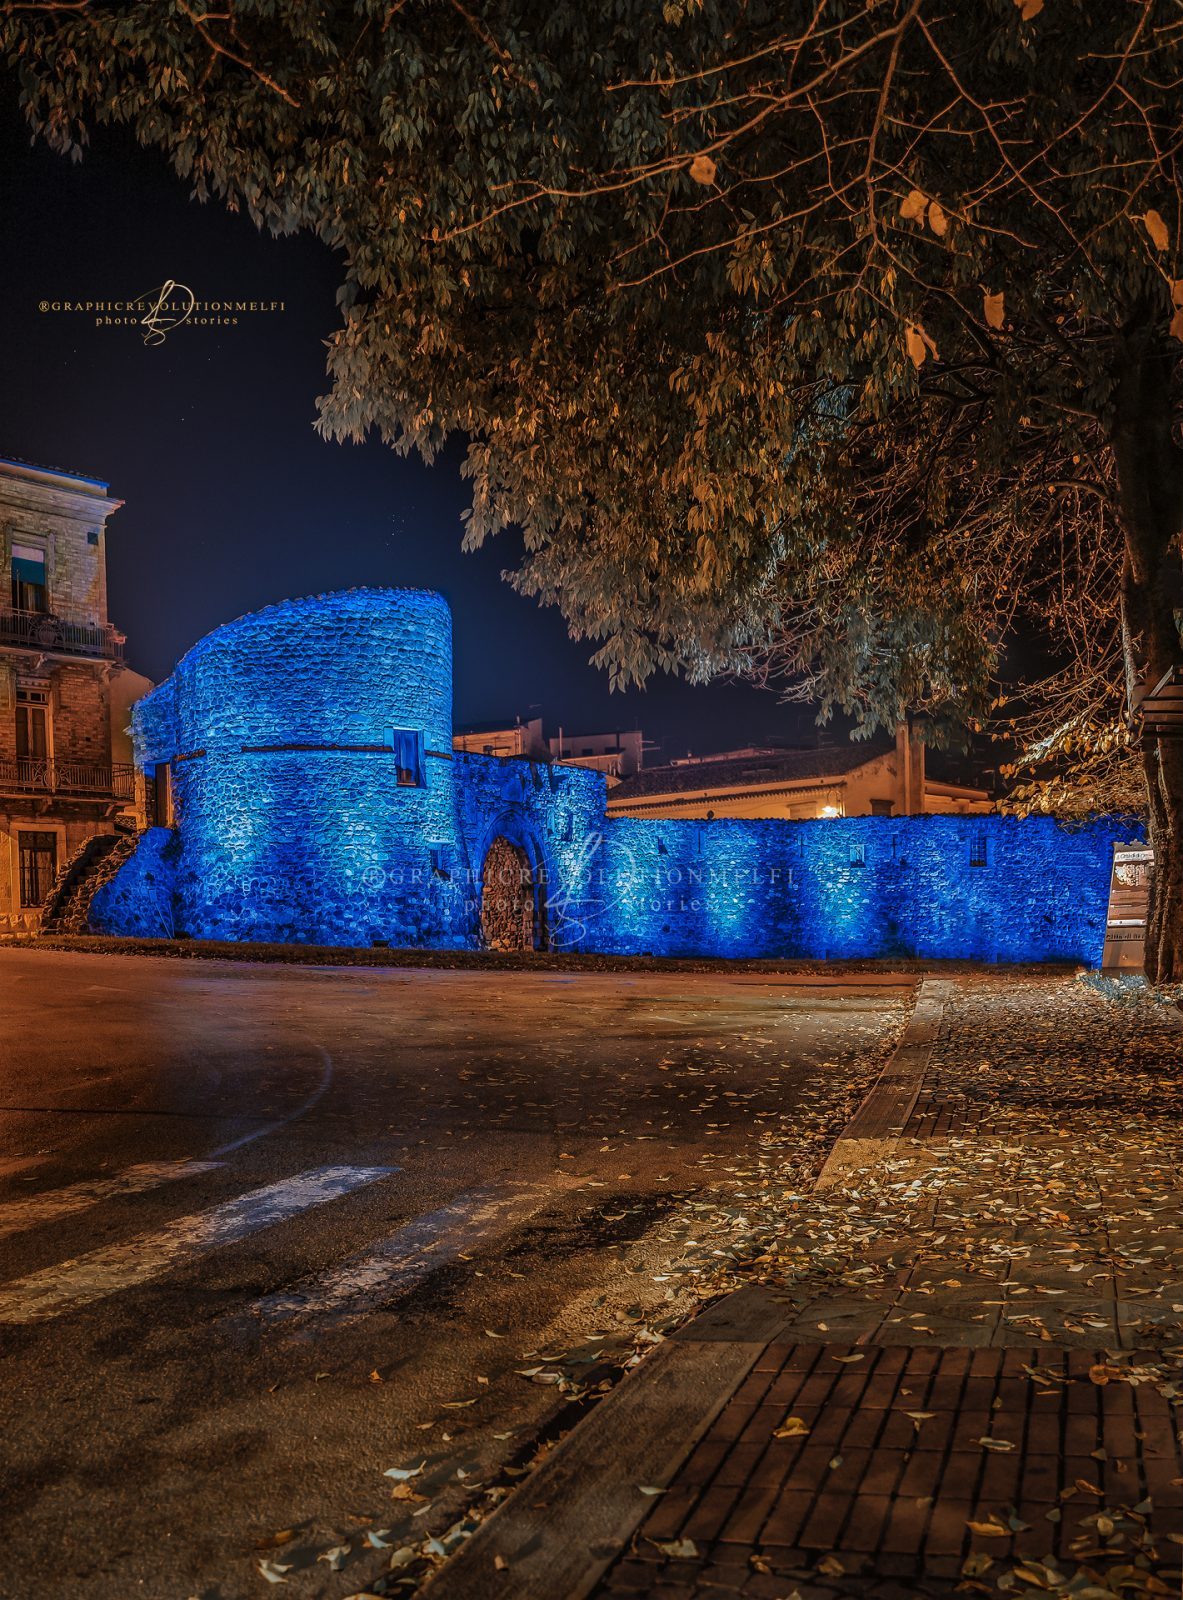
top-left (480, 835), bottom-right (541, 951)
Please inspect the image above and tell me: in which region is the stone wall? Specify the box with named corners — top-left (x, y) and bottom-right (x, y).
top-left (90, 588), bottom-right (1142, 964)
top-left (89, 827), bottom-right (179, 939)
top-left (578, 814), bottom-right (1141, 965)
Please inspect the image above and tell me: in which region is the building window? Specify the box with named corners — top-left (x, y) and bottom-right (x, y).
top-left (970, 833), bottom-right (989, 868)
top-left (15, 686), bottom-right (50, 761)
top-left (385, 728), bottom-right (425, 787)
top-left (849, 841), bottom-right (866, 867)
top-left (430, 845), bottom-right (450, 879)
top-left (870, 798), bottom-right (893, 816)
top-left (11, 543), bottom-right (48, 613)
top-left (18, 831), bottom-right (57, 907)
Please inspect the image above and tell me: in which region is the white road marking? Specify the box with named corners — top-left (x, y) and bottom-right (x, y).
top-left (251, 1184), bottom-right (554, 1326)
top-left (0, 1160), bottom-right (222, 1242)
top-left (208, 1046), bottom-right (334, 1157)
top-left (0, 1164), bottom-right (396, 1324)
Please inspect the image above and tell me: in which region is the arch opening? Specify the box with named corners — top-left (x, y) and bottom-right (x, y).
top-left (480, 834), bottom-right (547, 952)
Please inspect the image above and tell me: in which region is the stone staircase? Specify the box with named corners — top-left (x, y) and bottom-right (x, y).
top-left (40, 833), bottom-right (137, 935)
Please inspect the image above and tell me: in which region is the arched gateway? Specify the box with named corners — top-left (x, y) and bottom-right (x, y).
top-left (480, 834), bottom-right (546, 951)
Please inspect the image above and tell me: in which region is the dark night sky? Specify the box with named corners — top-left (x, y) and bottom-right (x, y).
top-left (0, 94), bottom-right (823, 762)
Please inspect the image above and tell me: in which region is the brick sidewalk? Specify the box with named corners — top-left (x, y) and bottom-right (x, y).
top-left (593, 977), bottom-right (1183, 1599)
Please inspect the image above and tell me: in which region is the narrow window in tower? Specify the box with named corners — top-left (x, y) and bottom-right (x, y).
top-left (385, 728), bottom-right (425, 787)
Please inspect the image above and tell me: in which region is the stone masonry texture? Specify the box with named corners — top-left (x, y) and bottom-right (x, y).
top-left (91, 589), bottom-right (1143, 959)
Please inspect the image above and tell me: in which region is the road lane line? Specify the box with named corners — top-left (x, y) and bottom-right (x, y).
top-left (208, 1046), bottom-right (334, 1158)
top-left (0, 1160), bottom-right (223, 1242)
top-left (0, 1164), bottom-right (397, 1324)
top-left (250, 1184), bottom-right (553, 1326)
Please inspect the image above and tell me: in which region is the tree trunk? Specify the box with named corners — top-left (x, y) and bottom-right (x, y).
top-left (1111, 320), bottom-right (1183, 982)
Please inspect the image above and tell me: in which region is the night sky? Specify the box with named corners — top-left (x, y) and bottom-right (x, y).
top-left (0, 94), bottom-right (820, 762)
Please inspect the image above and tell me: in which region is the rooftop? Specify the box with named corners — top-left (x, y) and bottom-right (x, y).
top-left (0, 453), bottom-right (111, 494)
top-left (609, 741), bottom-right (893, 802)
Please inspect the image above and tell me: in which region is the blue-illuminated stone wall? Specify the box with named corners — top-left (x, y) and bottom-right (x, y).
top-left (579, 814), bottom-right (1141, 965)
top-left (89, 827), bottom-right (181, 939)
top-left (92, 588), bottom-right (1142, 963)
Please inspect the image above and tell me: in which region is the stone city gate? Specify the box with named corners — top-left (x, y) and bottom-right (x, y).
top-left (480, 834), bottom-right (544, 952)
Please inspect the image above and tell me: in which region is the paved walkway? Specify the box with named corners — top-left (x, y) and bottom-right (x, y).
top-left (423, 974), bottom-right (1183, 1600)
top-left (590, 976), bottom-right (1183, 1598)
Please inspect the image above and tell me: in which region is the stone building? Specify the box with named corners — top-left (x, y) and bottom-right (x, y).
top-left (88, 587), bottom-right (1138, 965)
top-left (0, 457), bottom-right (150, 933)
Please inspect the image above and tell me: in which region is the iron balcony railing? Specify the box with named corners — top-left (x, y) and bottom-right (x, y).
top-left (0, 608), bottom-right (124, 660)
top-left (0, 758), bottom-right (136, 800)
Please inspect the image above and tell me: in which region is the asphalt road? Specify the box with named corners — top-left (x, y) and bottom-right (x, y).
top-left (0, 949), bottom-right (908, 1600)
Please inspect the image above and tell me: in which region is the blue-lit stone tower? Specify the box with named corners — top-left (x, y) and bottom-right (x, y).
top-left (127, 589), bottom-right (474, 945)
top-left (91, 586), bottom-right (1141, 963)
top-left (96, 587), bottom-right (607, 949)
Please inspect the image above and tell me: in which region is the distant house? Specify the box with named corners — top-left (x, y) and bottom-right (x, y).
top-left (547, 728), bottom-right (642, 783)
top-left (453, 718), bottom-right (642, 785)
top-left (452, 716), bottom-right (547, 762)
top-left (607, 726), bottom-right (992, 820)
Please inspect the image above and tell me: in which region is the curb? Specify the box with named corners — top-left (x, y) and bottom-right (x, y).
top-left (812, 975), bottom-right (950, 1188)
top-left (418, 979), bottom-right (952, 1600)
top-left (419, 1289), bottom-right (798, 1600)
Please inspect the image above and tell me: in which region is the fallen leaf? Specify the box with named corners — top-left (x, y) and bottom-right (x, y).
top-left (652, 1538), bottom-right (698, 1558)
top-left (317, 1545), bottom-right (349, 1572)
top-left (773, 1416), bottom-right (811, 1438)
top-left (967, 1516), bottom-right (1013, 1538)
top-left (257, 1561), bottom-right (293, 1585)
top-left (253, 1531), bottom-right (295, 1553)
top-left (389, 1483), bottom-right (428, 1504)
top-left (383, 1464), bottom-right (425, 1481)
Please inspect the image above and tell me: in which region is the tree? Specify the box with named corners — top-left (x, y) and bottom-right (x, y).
top-left (3, 1), bottom-right (1182, 971)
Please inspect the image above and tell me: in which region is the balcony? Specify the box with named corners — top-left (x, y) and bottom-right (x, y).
top-left (0, 607), bottom-right (124, 661)
top-left (0, 758), bottom-right (136, 801)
